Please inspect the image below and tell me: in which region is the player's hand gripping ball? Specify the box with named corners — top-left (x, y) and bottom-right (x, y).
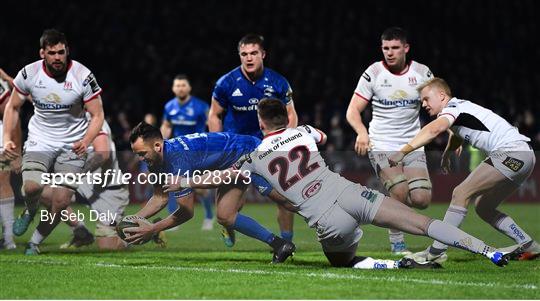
top-left (116, 215), bottom-right (153, 245)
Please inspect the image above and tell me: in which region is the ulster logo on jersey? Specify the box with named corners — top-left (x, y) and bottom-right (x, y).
top-left (64, 81), bottom-right (73, 90)
top-left (232, 88), bottom-right (243, 97)
top-left (408, 77), bottom-right (417, 86)
top-left (302, 180), bottom-right (322, 200)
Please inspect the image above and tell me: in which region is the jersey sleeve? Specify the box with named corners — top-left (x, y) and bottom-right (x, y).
top-left (232, 152), bottom-right (256, 174)
top-left (212, 76), bottom-right (229, 108)
top-left (279, 79), bottom-right (293, 105)
top-left (12, 66), bottom-right (32, 96)
top-left (162, 103), bottom-right (172, 122)
top-left (81, 72), bottom-right (102, 102)
top-left (299, 125), bottom-right (324, 144)
top-left (0, 79), bottom-right (10, 104)
top-left (353, 66), bottom-right (375, 102)
top-left (438, 99), bottom-right (460, 126)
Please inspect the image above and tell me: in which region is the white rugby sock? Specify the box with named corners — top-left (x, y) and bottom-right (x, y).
top-left (492, 213), bottom-right (532, 244)
top-left (0, 197), bottom-right (15, 244)
top-left (353, 257), bottom-right (398, 269)
top-left (430, 205), bottom-right (467, 253)
top-left (30, 229), bottom-right (45, 245)
top-left (427, 219), bottom-right (494, 257)
top-left (388, 229), bottom-right (405, 244)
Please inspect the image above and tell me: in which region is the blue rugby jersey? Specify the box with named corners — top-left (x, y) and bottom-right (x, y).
top-left (163, 96), bottom-right (209, 137)
top-left (163, 132), bottom-right (261, 197)
top-left (212, 67), bottom-right (292, 138)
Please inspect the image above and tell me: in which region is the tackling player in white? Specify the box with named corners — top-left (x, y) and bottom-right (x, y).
top-left (168, 98), bottom-right (522, 269)
top-left (346, 27), bottom-right (434, 254)
top-left (388, 78), bottom-right (539, 262)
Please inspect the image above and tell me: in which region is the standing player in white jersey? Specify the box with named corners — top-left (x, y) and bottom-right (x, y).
top-left (388, 78), bottom-right (539, 262)
top-left (346, 27), bottom-right (434, 254)
top-left (2, 29), bottom-right (105, 253)
top-left (165, 98), bottom-right (522, 269)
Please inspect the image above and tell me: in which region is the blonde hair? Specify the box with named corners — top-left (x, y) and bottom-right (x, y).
top-left (417, 77), bottom-right (452, 97)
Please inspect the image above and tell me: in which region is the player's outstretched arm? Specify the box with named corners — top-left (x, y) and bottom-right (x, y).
top-left (388, 117), bottom-right (451, 166)
top-left (136, 184), bottom-right (169, 218)
top-left (154, 193), bottom-right (195, 232)
top-left (208, 98), bottom-right (224, 132)
top-left (346, 94), bottom-right (371, 155)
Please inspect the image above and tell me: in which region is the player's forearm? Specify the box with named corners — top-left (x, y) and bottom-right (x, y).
top-left (136, 195), bottom-right (167, 218)
top-left (346, 106), bottom-right (368, 136)
top-left (401, 124), bottom-right (443, 155)
top-left (207, 114), bottom-right (223, 132)
top-left (160, 124), bottom-right (172, 139)
top-left (153, 206), bottom-right (194, 232)
top-left (82, 111), bottom-right (104, 146)
top-left (2, 102), bottom-right (20, 142)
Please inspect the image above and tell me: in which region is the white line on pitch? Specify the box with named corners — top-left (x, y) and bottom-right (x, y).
top-left (3, 258), bottom-right (537, 291)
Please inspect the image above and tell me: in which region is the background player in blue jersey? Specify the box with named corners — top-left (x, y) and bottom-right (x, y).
top-left (160, 74), bottom-right (214, 230)
top-left (127, 122), bottom-right (295, 263)
top-left (208, 34), bottom-right (298, 242)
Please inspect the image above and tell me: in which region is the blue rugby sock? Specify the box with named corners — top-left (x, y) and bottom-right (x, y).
top-left (233, 214), bottom-right (275, 245)
top-left (281, 231), bottom-right (293, 242)
top-left (167, 193), bottom-right (178, 214)
top-left (201, 193), bottom-right (214, 220)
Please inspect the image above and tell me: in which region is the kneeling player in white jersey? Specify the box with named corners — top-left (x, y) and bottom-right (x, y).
top-left (166, 98), bottom-right (521, 269)
top-left (388, 78), bottom-right (539, 262)
top-left (346, 27), bottom-right (434, 255)
top-left (27, 117), bottom-right (132, 253)
top-left (2, 29), bottom-right (105, 254)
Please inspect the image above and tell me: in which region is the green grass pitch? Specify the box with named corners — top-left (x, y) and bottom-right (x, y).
top-left (1, 203), bottom-right (539, 299)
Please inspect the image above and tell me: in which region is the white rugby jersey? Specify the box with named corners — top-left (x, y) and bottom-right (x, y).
top-left (13, 60), bottom-right (102, 144)
top-left (235, 125), bottom-right (354, 225)
top-left (438, 98), bottom-right (530, 153)
top-left (0, 78), bottom-right (10, 105)
top-left (354, 61), bottom-right (433, 146)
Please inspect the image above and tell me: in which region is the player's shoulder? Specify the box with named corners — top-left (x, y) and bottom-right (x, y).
top-left (216, 67), bottom-right (240, 86)
top-left (264, 67), bottom-right (287, 81)
top-left (363, 61), bottom-right (384, 78)
top-left (18, 60), bottom-right (42, 81)
top-left (191, 96), bottom-right (209, 107)
top-left (69, 60), bottom-right (93, 79)
top-left (164, 98), bottom-right (178, 110)
top-left (410, 61), bottom-right (433, 78)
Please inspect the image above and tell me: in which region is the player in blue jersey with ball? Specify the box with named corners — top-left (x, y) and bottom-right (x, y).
top-left (126, 122), bottom-right (295, 263)
top-left (208, 34), bottom-right (298, 243)
top-left (160, 74), bottom-right (214, 231)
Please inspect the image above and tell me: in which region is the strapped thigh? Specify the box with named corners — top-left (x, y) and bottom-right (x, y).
top-left (407, 177), bottom-right (432, 192)
top-left (384, 174), bottom-right (407, 192)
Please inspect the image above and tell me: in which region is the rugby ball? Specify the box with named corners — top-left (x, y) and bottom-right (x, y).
top-left (116, 215), bottom-right (152, 244)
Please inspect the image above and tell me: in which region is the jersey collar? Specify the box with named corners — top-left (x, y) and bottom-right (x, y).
top-left (263, 128), bottom-right (286, 140)
top-left (42, 59), bottom-right (73, 79)
top-left (382, 60), bottom-right (411, 76)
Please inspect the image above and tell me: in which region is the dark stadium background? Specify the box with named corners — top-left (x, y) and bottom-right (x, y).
top-left (2, 0), bottom-right (538, 155)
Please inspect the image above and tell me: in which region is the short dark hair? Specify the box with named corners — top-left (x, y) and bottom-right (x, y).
top-left (257, 98), bottom-right (288, 129)
top-left (173, 74), bottom-right (190, 83)
top-left (40, 29), bottom-right (68, 49)
top-left (381, 27), bottom-right (408, 44)
top-left (129, 121), bottom-right (163, 144)
top-left (238, 34), bottom-right (265, 50)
